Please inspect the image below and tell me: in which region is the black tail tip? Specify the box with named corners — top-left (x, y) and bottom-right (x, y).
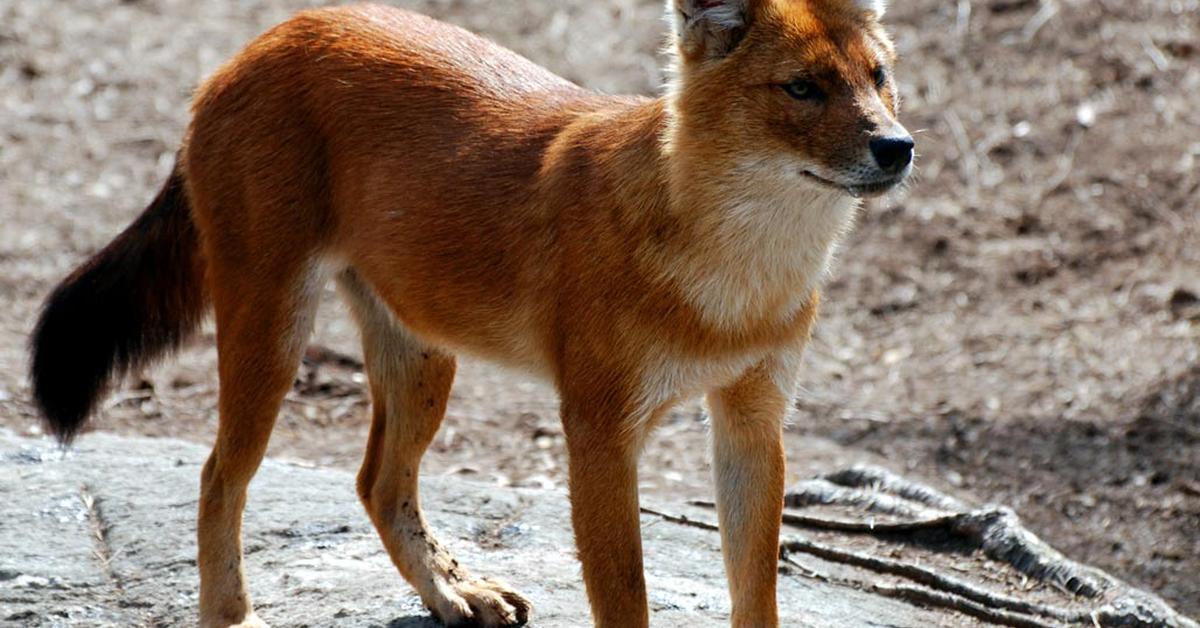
top-left (29, 166), bottom-right (202, 446)
top-left (30, 345), bottom-right (95, 447)
top-left (29, 270), bottom-right (118, 446)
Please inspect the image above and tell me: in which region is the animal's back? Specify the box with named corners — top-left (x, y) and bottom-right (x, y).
top-left (182, 4), bottom-right (634, 373)
top-left (186, 3), bottom-right (599, 198)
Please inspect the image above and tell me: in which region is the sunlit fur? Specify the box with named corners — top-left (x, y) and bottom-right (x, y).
top-left (31, 1), bottom-right (910, 627)
top-left (856, 0), bottom-right (887, 16)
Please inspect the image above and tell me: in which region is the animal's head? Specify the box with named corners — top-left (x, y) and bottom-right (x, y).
top-left (666, 0), bottom-right (912, 198)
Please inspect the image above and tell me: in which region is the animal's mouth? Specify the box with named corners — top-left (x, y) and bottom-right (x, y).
top-left (800, 170), bottom-right (905, 198)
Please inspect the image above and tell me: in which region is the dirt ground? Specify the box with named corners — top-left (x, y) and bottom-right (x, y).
top-left (1, 0), bottom-right (1197, 618)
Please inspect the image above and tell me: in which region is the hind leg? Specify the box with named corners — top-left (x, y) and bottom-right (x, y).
top-left (339, 271), bottom-right (531, 627)
top-left (198, 257), bottom-right (327, 628)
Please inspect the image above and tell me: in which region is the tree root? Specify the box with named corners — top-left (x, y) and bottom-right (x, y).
top-left (780, 466), bottom-right (1108, 598)
top-left (780, 536), bottom-right (1082, 625)
top-left (645, 465), bottom-right (1197, 628)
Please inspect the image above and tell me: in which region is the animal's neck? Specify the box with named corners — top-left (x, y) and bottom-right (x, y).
top-left (560, 95), bottom-right (858, 330)
top-left (605, 97), bottom-right (860, 329)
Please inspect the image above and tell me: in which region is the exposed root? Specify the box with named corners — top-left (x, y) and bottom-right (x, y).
top-left (782, 466), bottom-right (1107, 598)
top-left (639, 506), bottom-right (718, 532)
top-left (780, 536), bottom-right (1082, 624)
top-left (869, 581), bottom-right (1063, 628)
top-left (648, 465), bottom-right (1197, 628)
top-left (821, 466), bottom-right (968, 511)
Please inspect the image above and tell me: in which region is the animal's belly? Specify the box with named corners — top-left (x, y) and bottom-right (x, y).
top-left (376, 275), bottom-right (552, 378)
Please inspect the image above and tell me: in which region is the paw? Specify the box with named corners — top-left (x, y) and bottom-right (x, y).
top-left (426, 577), bottom-right (531, 627)
top-left (200, 611), bottom-right (270, 628)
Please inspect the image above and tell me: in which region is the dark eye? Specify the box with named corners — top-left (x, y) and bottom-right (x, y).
top-left (782, 79), bottom-right (823, 101)
top-left (873, 67), bottom-right (888, 89)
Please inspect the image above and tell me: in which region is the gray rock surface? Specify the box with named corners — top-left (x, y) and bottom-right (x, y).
top-left (0, 431), bottom-right (1192, 627)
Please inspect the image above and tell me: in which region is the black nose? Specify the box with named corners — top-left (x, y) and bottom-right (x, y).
top-left (869, 136), bottom-right (915, 174)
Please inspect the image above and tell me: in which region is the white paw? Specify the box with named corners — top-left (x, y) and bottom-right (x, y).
top-left (200, 611), bottom-right (270, 628)
top-left (425, 576), bottom-right (531, 627)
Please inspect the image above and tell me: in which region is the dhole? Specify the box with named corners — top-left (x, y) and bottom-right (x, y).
top-left (30, 0), bottom-right (912, 626)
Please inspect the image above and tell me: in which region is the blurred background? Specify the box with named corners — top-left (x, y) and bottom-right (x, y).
top-left (0, 0), bottom-right (1196, 616)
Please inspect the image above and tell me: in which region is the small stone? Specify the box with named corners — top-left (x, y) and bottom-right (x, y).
top-left (1168, 287), bottom-right (1199, 317)
top-left (13, 575), bottom-right (51, 589)
top-left (1076, 103), bottom-right (1096, 127)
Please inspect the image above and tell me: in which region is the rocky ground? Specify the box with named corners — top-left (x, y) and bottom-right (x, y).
top-left (3, 432), bottom-right (1194, 627)
top-left (0, 0), bottom-right (1197, 620)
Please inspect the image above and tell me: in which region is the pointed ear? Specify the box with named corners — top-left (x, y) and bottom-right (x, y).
top-left (852, 0), bottom-right (886, 17)
top-left (670, 0), bottom-right (756, 60)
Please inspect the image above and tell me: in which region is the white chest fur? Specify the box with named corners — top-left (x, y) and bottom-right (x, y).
top-left (668, 157), bottom-right (860, 330)
top-left (634, 345), bottom-right (765, 419)
top-left (630, 330), bottom-right (808, 429)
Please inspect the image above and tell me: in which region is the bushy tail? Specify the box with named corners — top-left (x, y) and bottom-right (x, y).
top-left (30, 167), bottom-right (209, 444)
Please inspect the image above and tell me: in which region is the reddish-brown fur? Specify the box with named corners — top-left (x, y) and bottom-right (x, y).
top-left (32, 1), bottom-right (910, 626)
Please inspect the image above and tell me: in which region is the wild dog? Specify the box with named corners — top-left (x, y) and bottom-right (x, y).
top-left (30, 0), bottom-right (912, 626)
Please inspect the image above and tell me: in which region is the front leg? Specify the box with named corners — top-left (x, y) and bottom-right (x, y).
top-left (707, 349), bottom-right (802, 628)
top-left (560, 388), bottom-right (653, 628)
